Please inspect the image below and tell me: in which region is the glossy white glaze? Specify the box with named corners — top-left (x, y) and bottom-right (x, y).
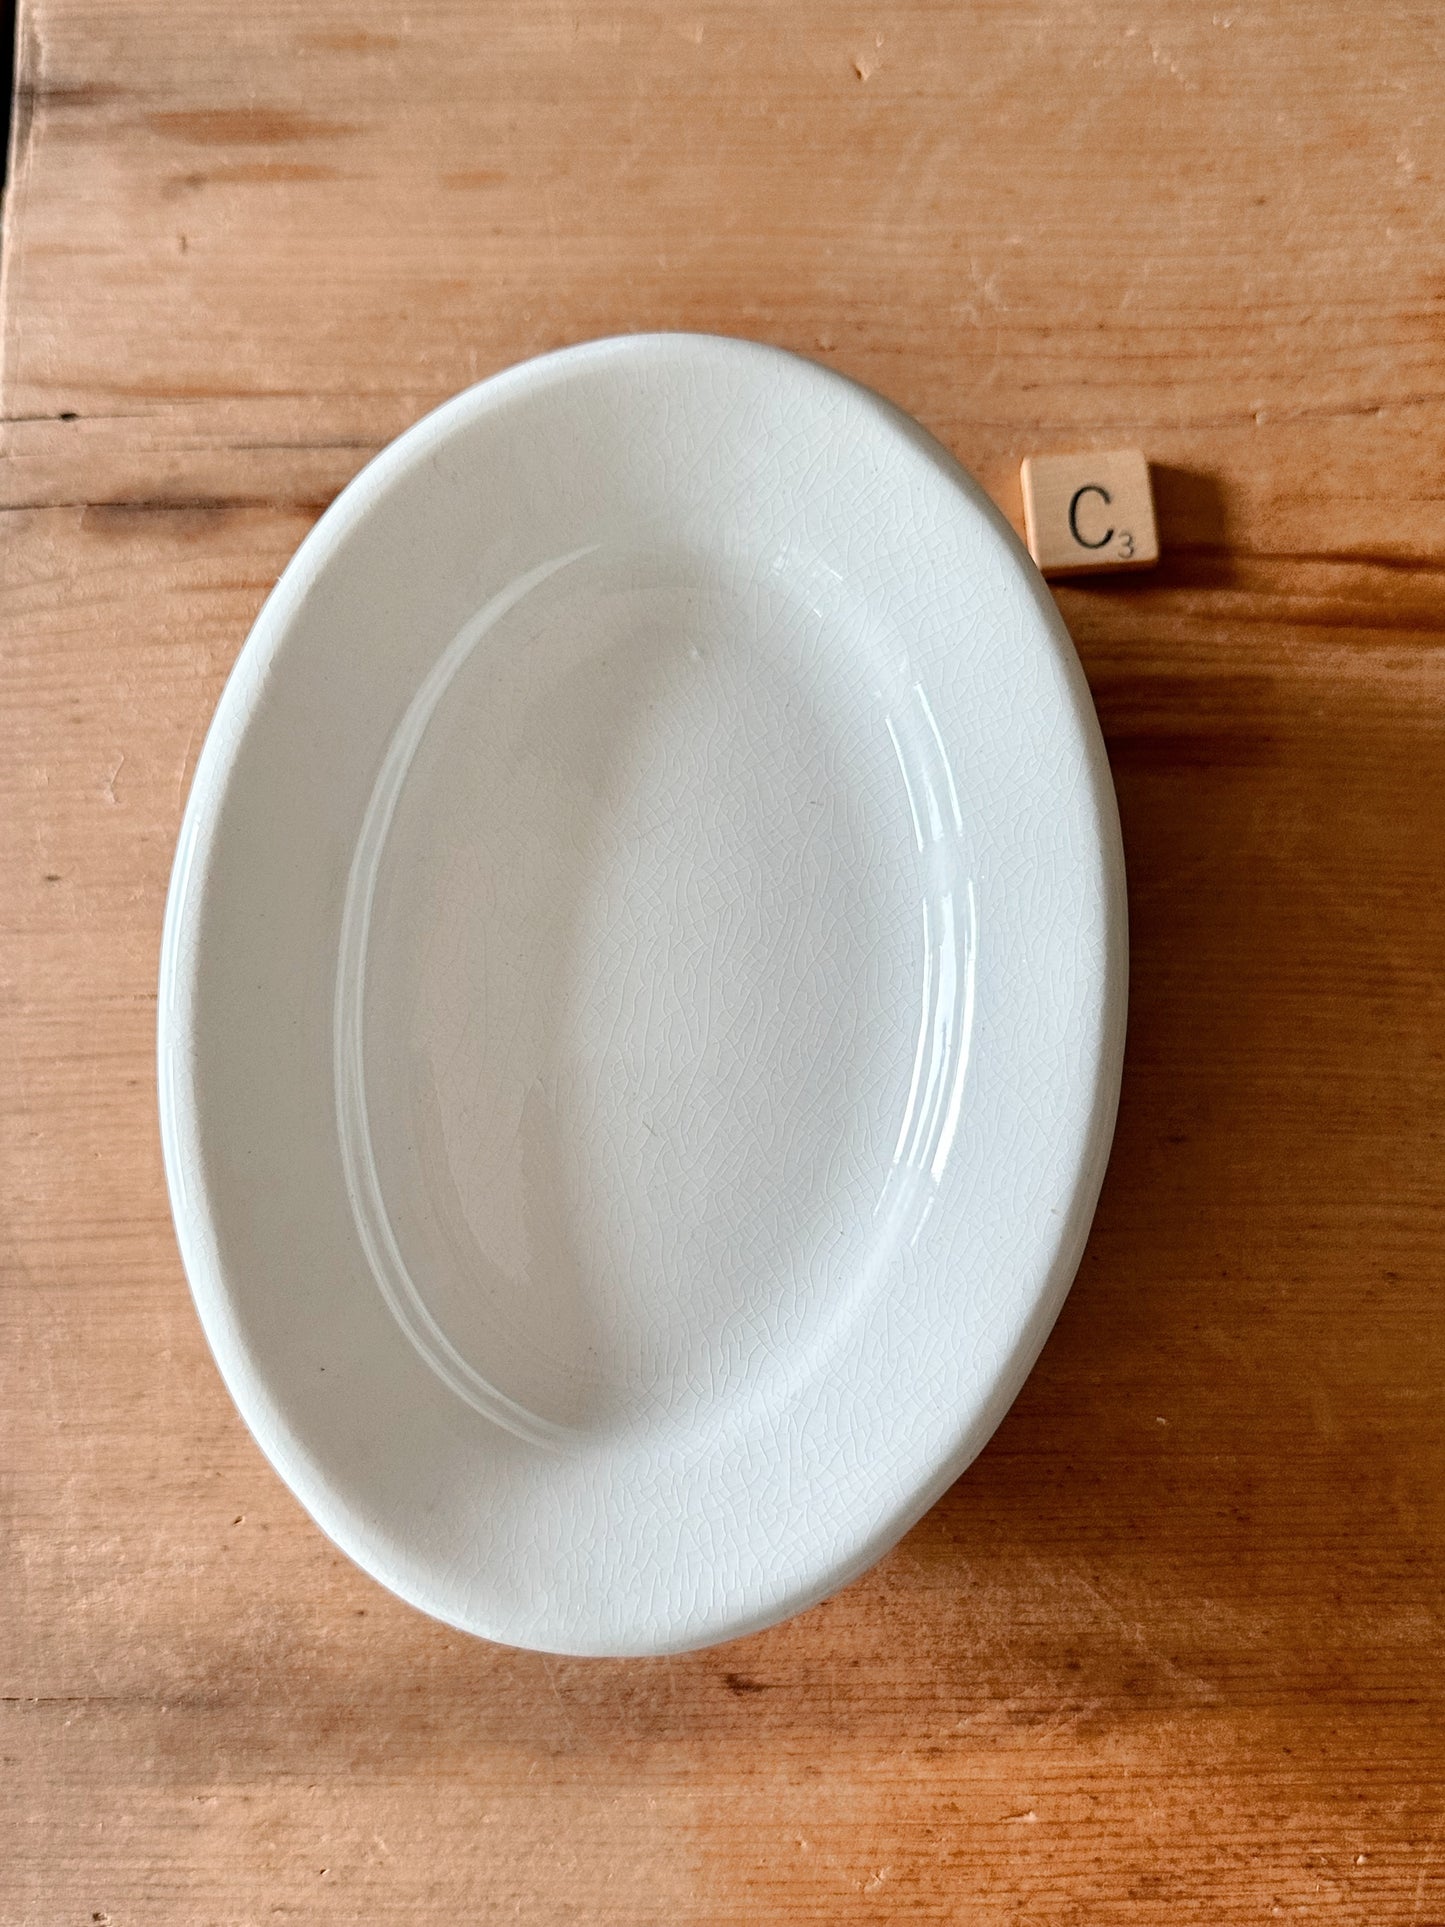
top-left (158, 334), bottom-right (1127, 1655)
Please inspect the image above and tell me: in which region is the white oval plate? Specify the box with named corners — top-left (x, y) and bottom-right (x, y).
top-left (160, 334), bottom-right (1126, 1656)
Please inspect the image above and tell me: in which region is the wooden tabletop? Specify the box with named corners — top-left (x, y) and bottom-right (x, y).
top-left (4, 3), bottom-right (1444, 1920)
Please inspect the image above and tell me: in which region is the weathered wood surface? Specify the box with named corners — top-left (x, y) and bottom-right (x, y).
top-left (3, 3), bottom-right (1444, 1921)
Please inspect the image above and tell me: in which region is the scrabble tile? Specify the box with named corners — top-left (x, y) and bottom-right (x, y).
top-left (1020, 448), bottom-right (1159, 577)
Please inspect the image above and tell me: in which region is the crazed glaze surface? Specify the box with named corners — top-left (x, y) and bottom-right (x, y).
top-left (158, 334), bottom-right (1127, 1655)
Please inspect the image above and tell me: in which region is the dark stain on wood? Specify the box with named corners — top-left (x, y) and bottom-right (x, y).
top-left (1247, 547), bottom-right (1445, 580)
top-left (73, 496), bottom-right (330, 535)
top-left (13, 78), bottom-right (127, 113)
top-left (146, 108), bottom-right (361, 146)
top-left (721, 1673), bottom-right (772, 1695)
top-left (165, 162), bottom-right (343, 194)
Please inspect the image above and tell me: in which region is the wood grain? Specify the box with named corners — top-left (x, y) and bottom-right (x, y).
top-left (4, 2), bottom-right (1444, 1921)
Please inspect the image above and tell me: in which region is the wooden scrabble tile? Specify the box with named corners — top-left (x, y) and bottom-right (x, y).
top-left (1020, 448), bottom-right (1159, 577)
